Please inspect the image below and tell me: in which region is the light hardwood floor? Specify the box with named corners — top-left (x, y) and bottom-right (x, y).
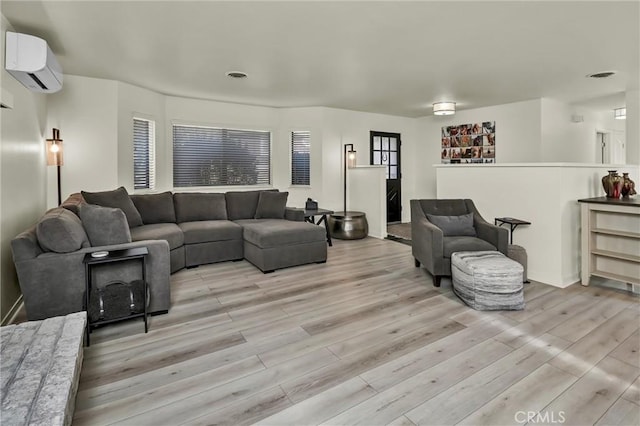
top-left (73, 237), bottom-right (640, 425)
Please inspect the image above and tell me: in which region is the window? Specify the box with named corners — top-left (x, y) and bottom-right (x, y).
top-left (173, 125), bottom-right (271, 187)
top-left (133, 118), bottom-right (155, 190)
top-left (291, 131), bottom-right (310, 186)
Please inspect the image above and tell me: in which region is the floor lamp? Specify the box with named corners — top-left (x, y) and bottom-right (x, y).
top-left (329, 143), bottom-right (368, 240)
top-left (46, 128), bottom-right (63, 206)
top-left (343, 143), bottom-right (356, 214)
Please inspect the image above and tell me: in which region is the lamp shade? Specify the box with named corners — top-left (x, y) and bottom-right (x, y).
top-left (347, 148), bottom-right (357, 168)
top-left (614, 107), bottom-right (626, 120)
top-left (433, 102), bottom-right (456, 116)
top-left (46, 128), bottom-right (64, 166)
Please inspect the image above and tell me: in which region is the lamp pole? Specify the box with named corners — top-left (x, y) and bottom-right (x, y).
top-left (343, 144), bottom-right (354, 214)
top-left (56, 164), bottom-right (61, 206)
top-left (47, 128), bottom-right (63, 206)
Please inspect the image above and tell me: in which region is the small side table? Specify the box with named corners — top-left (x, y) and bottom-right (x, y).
top-left (494, 217), bottom-right (531, 244)
top-left (304, 208), bottom-right (334, 246)
top-left (83, 247), bottom-right (149, 346)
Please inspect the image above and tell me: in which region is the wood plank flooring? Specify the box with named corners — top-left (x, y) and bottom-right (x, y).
top-left (71, 237), bottom-right (639, 425)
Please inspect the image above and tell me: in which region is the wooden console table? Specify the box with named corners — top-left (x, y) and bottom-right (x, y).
top-left (578, 197), bottom-right (640, 291)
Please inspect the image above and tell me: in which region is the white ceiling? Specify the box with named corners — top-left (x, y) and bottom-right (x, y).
top-left (2, 1), bottom-right (638, 117)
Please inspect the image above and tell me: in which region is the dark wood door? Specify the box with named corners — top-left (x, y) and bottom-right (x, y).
top-left (370, 131), bottom-right (401, 223)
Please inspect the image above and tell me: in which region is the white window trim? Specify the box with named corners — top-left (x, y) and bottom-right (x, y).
top-left (290, 129), bottom-right (311, 187)
top-left (133, 116), bottom-right (156, 191)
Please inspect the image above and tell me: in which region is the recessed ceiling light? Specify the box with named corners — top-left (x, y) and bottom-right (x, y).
top-left (586, 71), bottom-right (616, 79)
top-left (226, 71), bottom-right (248, 79)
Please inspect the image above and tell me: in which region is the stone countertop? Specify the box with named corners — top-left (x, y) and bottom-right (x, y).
top-left (1, 312), bottom-right (86, 426)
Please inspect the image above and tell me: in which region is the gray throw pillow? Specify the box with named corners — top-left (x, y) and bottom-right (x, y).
top-left (130, 191), bottom-right (176, 224)
top-left (79, 204), bottom-right (132, 246)
top-left (255, 191), bottom-right (288, 219)
top-left (225, 190), bottom-right (262, 220)
top-left (426, 212), bottom-right (476, 237)
top-left (81, 187), bottom-right (143, 228)
top-left (36, 208), bottom-right (90, 253)
top-left (173, 193), bottom-right (227, 222)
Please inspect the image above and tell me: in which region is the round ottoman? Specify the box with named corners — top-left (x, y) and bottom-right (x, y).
top-left (451, 251), bottom-right (525, 311)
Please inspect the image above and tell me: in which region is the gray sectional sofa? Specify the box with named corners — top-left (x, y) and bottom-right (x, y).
top-left (12, 187), bottom-right (327, 321)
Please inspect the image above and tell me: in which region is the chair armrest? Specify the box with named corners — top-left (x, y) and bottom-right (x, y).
top-left (11, 226), bottom-right (42, 262)
top-left (475, 220), bottom-right (509, 255)
top-left (411, 216), bottom-right (444, 271)
top-left (285, 207), bottom-right (305, 222)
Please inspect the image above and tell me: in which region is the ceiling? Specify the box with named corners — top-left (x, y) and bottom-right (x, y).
top-left (2, 1), bottom-right (638, 118)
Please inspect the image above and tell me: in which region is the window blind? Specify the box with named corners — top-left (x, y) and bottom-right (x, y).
top-left (291, 131), bottom-right (310, 186)
top-left (133, 118), bottom-right (155, 190)
top-left (173, 125), bottom-right (271, 187)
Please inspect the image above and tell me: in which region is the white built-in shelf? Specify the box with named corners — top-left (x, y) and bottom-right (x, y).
top-left (591, 249), bottom-right (640, 263)
top-left (580, 197), bottom-right (640, 289)
top-left (591, 228), bottom-right (640, 239)
top-left (591, 269), bottom-right (640, 286)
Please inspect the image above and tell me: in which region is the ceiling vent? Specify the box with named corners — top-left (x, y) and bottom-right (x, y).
top-left (587, 71), bottom-right (616, 79)
top-left (226, 71), bottom-right (248, 79)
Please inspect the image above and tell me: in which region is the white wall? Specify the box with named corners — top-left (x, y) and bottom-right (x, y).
top-left (540, 98), bottom-right (625, 164)
top-left (541, 98), bottom-right (577, 162)
top-left (349, 166), bottom-right (387, 238)
top-left (627, 89), bottom-right (640, 165)
top-left (278, 107), bottom-right (325, 208)
top-left (0, 15), bottom-right (48, 322)
top-left (117, 82), bottom-right (166, 193)
top-left (321, 107), bottom-right (418, 222)
top-left (46, 75), bottom-right (118, 206)
top-left (415, 99), bottom-right (543, 199)
top-left (417, 98), bottom-right (633, 205)
top-left (164, 95), bottom-right (279, 193)
top-left (49, 78), bottom-right (411, 227)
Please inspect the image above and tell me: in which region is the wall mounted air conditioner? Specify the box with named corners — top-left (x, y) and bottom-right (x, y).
top-left (5, 31), bottom-right (63, 93)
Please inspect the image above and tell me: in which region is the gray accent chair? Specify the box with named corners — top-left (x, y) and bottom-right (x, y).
top-left (410, 199), bottom-right (508, 287)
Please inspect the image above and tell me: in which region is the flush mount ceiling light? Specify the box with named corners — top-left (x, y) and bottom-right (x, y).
top-left (433, 102), bottom-right (456, 116)
top-left (614, 107), bottom-right (626, 120)
top-left (226, 71), bottom-right (248, 79)
top-left (587, 71), bottom-right (616, 79)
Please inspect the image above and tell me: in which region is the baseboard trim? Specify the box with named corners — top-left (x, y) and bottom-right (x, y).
top-left (1, 295), bottom-right (24, 326)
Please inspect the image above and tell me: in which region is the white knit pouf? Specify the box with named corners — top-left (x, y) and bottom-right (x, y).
top-left (451, 251), bottom-right (524, 310)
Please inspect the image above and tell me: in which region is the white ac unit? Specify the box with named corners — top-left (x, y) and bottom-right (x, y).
top-left (5, 31), bottom-right (63, 93)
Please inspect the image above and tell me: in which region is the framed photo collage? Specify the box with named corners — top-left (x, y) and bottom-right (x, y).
top-left (441, 121), bottom-right (495, 164)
